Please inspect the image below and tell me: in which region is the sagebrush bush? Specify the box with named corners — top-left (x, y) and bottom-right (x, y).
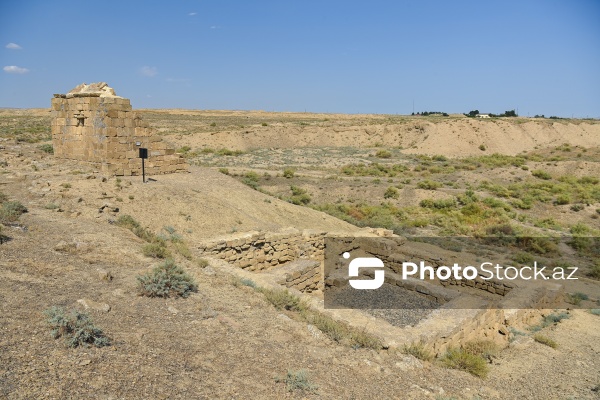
top-left (375, 149), bottom-right (392, 159)
top-left (45, 306), bottom-right (110, 348)
top-left (283, 168), bottom-right (295, 178)
top-left (137, 259), bottom-right (198, 298)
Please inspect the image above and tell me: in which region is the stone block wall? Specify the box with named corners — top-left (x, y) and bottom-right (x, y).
top-left (51, 82), bottom-right (187, 176)
top-left (198, 230), bottom-right (326, 271)
top-left (276, 260), bottom-right (322, 293)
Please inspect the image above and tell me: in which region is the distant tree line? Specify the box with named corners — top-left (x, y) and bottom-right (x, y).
top-left (412, 111), bottom-right (449, 116)
top-left (534, 115), bottom-right (562, 119)
top-left (465, 109), bottom-right (518, 118)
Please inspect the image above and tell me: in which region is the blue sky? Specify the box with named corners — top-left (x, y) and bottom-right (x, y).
top-left (1, 1), bottom-right (599, 117)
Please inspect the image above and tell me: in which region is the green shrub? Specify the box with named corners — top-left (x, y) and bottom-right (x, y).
top-left (440, 348), bottom-right (489, 378)
top-left (417, 180), bottom-right (442, 190)
top-left (402, 342), bottom-right (433, 361)
top-left (512, 252), bottom-right (534, 265)
top-left (288, 185), bottom-right (311, 205)
top-left (275, 369), bottom-right (318, 393)
top-left (533, 334), bottom-right (557, 349)
top-left (258, 288), bottom-right (307, 312)
top-left (588, 263), bottom-right (600, 279)
top-left (137, 259), bottom-right (198, 298)
top-left (462, 340), bottom-right (499, 358)
top-left (38, 143), bottom-right (54, 154)
top-left (384, 186), bottom-right (400, 199)
top-left (142, 243), bottom-right (171, 259)
top-left (375, 149), bottom-right (392, 159)
top-left (45, 306), bottom-right (110, 348)
top-left (218, 168), bottom-right (229, 175)
top-left (590, 309), bottom-right (600, 316)
top-left (216, 148), bottom-right (244, 156)
top-left (532, 170), bottom-right (552, 180)
top-left (570, 204), bottom-right (585, 212)
top-left (479, 144), bottom-right (487, 151)
top-left (283, 168), bottom-right (295, 179)
top-left (0, 201), bottom-right (28, 223)
top-left (115, 215), bottom-right (158, 243)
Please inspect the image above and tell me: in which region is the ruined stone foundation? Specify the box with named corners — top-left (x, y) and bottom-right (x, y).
top-left (51, 82), bottom-right (187, 176)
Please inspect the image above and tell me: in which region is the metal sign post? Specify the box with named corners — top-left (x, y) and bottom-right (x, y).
top-left (139, 148), bottom-right (148, 183)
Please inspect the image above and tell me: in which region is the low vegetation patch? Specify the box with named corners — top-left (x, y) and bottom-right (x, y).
top-left (440, 347), bottom-right (489, 378)
top-left (402, 342), bottom-right (434, 361)
top-left (275, 369), bottom-right (318, 393)
top-left (137, 259), bottom-right (198, 298)
top-left (0, 200), bottom-right (28, 224)
top-left (44, 306), bottom-right (110, 348)
top-left (533, 334), bottom-right (558, 349)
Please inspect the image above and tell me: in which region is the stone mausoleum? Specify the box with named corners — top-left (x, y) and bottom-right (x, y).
top-left (51, 82), bottom-right (187, 176)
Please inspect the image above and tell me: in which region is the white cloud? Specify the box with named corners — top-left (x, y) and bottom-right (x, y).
top-left (3, 65), bottom-right (29, 74)
top-left (139, 66), bottom-right (158, 77)
top-left (188, 12), bottom-right (197, 16)
top-left (6, 42), bottom-right (22, 50)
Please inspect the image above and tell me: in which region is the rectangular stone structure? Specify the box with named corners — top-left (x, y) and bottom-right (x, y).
top-left (51, 82), bottom-right (188, 176)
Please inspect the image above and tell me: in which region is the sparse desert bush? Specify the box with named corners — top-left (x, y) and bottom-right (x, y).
top-left (589, 309), bottom-right (600, 316)
top-left (218, 168), bottom-right (230, 175)
top-left (462, 340), bottom-right (499, 359)
top-left (115, 214), bottom-right (158, 243)
top-left (275, 369), bottom-right (318, 393)
top-left (565, 292), bottom-right (589, 305)
top-left (384, 186), bottom-right (399, 199)
top-left (532, 169), bottom-right (552, 180)
top-left (417, 180), bottom-right (442, 190)
top-left (533, 334), bottom-right (558, 349)
top-left (283, 167), bottom-right (295, 178)
top-left (38, 143), bottom-right (54, 154)
top-left (440, 348), bottom-right (489, 378)
top-left (288, 185), bottom-right (311, 205)
top-left (340, 162), bottom-right (407, 177)
top-left (142, 243), bottom-right (171, 259)
top-left (258, 287), bottom-right (307, 312)
top-left (137, 259), bottom-right (198, 298)
top-left (0, 200), bottom-right (28, 224)
top-left (197, 258), bottom-right (209, 268)
top-left (420, 198), bottom-right (456, 209)
top-left (402, 342), bottom-right (434, 361)
top-left (588, 262), bottom-right (600, 279)
top-left (570, 204), bottom-right (585, 212)
top-left (216, 148), bottom-right (244, 156)
top-left (479, 144), bottom-right (487, 151)
top-left (375, 149), bottom-right (392, 159)
top-left (44, 306), bottom-right (110, 348)
top-left (512, 252), bottom-right (534, 265)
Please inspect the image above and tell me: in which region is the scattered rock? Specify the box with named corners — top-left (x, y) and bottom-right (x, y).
top-left (54, 240), bottom-right (76, 252)
top-left (167, 306), bottom-right (179, 315)
top-left (78, 359), bottom-right (91, 366)
top-left (307, 324), bottom-right (321, 339)
top-left (77, 298), bottom-right (111, 313)
top-left (96, 268), bottom-right (113, 281)
top-left (395, 356), bottom-right (423, 371)
top-left (202, 266), bottom-right (216, 276)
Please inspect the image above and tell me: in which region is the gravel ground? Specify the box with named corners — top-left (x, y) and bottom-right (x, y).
top-left (326, 283), bottom-right (438, 327)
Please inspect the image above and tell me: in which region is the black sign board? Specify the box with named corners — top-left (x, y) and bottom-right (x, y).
top-left (139, 148), bottom-right (148, 159)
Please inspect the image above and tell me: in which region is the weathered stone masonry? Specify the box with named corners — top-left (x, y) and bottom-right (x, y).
top-left (51, 82), bottom-right (187, 176)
